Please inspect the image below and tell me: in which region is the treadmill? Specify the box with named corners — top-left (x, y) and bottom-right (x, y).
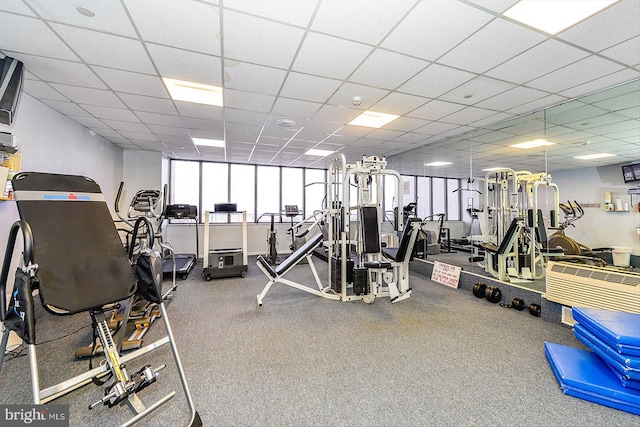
top-left (161, 204), bottom-right (198, 279)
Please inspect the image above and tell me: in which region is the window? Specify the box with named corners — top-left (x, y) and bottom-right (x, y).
top-left (281, 167), bottom-right (303, 220)
top-left (171, 161), bottom-right (199, 206)
top-left (202, 162), bottom-right (228, 221)
top-left (417, 176), bottom-right (431, 219)
top-left (432, 177), bottom-right (446, 220)
top-left (230, 164), bottom-right (256, 222)
top-left (305, 168), bottom-right (326, 218)
top-left (257, 166), bottom-right (281, 222)
top-left (447, 178), bottom-right (461, 221)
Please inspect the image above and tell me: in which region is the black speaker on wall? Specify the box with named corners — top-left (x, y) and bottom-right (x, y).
top-left (0, 56), bottom-right (24, 126)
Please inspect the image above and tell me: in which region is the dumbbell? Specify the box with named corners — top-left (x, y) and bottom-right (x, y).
top-left (528, 303), bottom-right (541, 317)
top-left (472, 282), bottom-right (501, 303)
top-left (500, 298), bottom-right (525, 311)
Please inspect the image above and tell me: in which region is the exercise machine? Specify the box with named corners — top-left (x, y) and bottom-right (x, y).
top-left (202, 205), bottom-right (248, 279)
top-left (0, 172), bottom-right (200, 426)
top-left (473, 169), bottom-right (562, 282)
top-left (161, 203), bottom-right (198, 279)
top-left (256, 154), bottom-right (420, 306)
top-left (257, 212), bottom-right (280, 265)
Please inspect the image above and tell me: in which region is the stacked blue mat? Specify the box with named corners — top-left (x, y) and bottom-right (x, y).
top-left (544, 307), bottom-right (640, 416)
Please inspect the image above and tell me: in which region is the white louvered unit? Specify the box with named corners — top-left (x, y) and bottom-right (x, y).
top-left (545, 261), bottom-right (640, 314)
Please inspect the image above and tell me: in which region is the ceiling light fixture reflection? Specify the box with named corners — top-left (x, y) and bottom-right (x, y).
top-left (510, 139), bottom-right (554, 149)
top-left (574, 153), bottom-right (615, 160)
top-left (482, 167), bottom-right (507, 171)
top-left (503, 0), bottom-right (619, 35)
top-left (192, 137), bottom-right (225, 148)
top-left (424, 161), bottom-right (453, 167)
top-left (348, 111), bottom-right (399, 128)
top-left (163, 77), bottom-right (223, 106)
top-left (305, 148), bottom-right (334, 157)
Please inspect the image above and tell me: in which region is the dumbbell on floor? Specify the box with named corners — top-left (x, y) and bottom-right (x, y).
top-left (472, 282), bottom-right (501, 303)
top-left (500, 298), bottom-right (541, 317)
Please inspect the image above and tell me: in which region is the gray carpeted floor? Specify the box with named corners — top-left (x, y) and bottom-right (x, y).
top-left (1, 257), bottom-right (638, 426)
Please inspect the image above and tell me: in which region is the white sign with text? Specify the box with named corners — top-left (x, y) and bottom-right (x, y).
top-left (431, 261), bottom-right (461, 288)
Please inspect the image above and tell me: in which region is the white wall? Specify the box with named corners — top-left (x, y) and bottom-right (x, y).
top-left (552, 164), bottom-right (640, 255)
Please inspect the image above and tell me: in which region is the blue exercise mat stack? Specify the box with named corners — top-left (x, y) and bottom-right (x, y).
top-left (544, 307), bottom-right (640, 416)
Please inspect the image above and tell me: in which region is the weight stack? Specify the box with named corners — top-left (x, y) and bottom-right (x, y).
top-left (353, 267), bottom-right (368, 296)
top-left (331, 255), bottom-right (353, 293)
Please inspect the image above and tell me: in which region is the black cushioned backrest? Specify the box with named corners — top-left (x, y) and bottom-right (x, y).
top-left (395, 218), bottom-right (421, 261)
top-left (12, 172), bottom-right (137, 314)
top-left (360, 206), bottom-right (380, 254)
top-left (274, 233), bottom-right (323, 276)
top-left (497, 218), bottom-right (520, 255)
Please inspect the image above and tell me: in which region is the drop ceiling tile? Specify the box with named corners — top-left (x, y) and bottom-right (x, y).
top-left (7, 53), bottom-right (106, 88)
top-left (93, 128), bottom-right (125, 139)
top-left (225, 122), bottom-right (262, 138)
top-left (312, 0), bottom-right (415, 45)
top-left (145, 44), bottom-right (222, 87)
top-left (293, 32), bottom-right (372, 80)
top-left (225, 62), bottom-right (287, 95)
top-left (385, 117), bottom-right (430, 133)
top-left (392, 132), bottom-right (429, 144)
top-left (490, 40), bottom-right (590, 86)
top-left (414, 121), bottom-right (461, 135)
top-left (175, 102), bottom-right (223, 121)
top-left (41, 100), bottom-right (91, 117)
top-left (469, 112), bottom-right (515, 128)
top-left (148, 125), bottom-right (189, 137)
top-left (225, 108), bottom-right (268, 125)
top-left (398, 64), bottom-right (476, 99)
top-left (0, 1), bottom-right (36, 15)
top-left (600, 36), bottom-right (640, 67)
top-left (49, 84), bottom-right (126, 108)
top-left (439, 76), bottom-right (515, 105)
top-left (349, 49), bottom-right (429, 90)
top-left (26, 0), bottom-right (137, 37)
top-left (82, 105), bottom-right (140, 122)
top-left (68, 116), bottom-right (108, 129)
top-left (223, 10), bottom-right (304, 68)
top-left (280, 72), bottom-right (342, 103)
top-left (184, 117), bottom-right (224, 132)
top-left (118, 93), bottom-right (176, 114)
top-left (381, 0), bottom-right (493, 61)
top-left (615, 105), bottom-right (640, 120)
top-left (328, 82), bottom-right (390, 110)
top-left (92, 66), bottom-right (167, 97)
top-left (526, 55), bottom-right (625, 94)
top-left (117, 130), bottom-right (159, 142)
top-left (124, 0), bottom-right (220, 55)
top-left (476, 86), bottom-right (549, 111)
top-left (558, 69), bottom-right (640, 99)
top-left (366, 128), bottom-right (405, 141)
top-left (313, 105), bottom-right (361, 124)
top-left (223, 0), bottom-right (316, 27)
top-left (558, 0), bottom-right (640, 52)
top-left (371, 92), bottom-right (429, 116)
top-left (441, 106), bottom-right (499, 126)
top-left (50, 24), bottom-right (155, 74)
top-left (224, 89), bottom-right (275, 113)
top-left (272, 98), bottom-right (322, 119)
top-left (101, 119), bottom-right (150, 133)
top-left (465, 0), bottom-right (518, 13)
top-left (440, 18), bottom-right (546, 74)
top-left (22, 80), bottom-right (68, 101)
top-left (508, 94), bottom-right (568, 116)
top-left (0, 12), bottom-right (78, 60)
top-left (408, 100), bottom-right (465, 121)
top-left (135, 111), bottom-right (184, 127)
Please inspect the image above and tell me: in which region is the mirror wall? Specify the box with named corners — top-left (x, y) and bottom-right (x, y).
top-left (388, 78), bottom-right (640, 291)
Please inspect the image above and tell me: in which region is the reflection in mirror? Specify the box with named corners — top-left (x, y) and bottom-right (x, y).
top-left (388, 78), bottom-right (640, 293)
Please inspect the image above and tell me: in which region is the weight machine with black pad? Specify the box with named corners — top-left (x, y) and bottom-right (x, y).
top-left (0, 172), bottom-right (200, 426)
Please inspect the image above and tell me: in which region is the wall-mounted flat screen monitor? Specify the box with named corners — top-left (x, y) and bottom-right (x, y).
top-left (0, 56), bottom-right (24, 126)
top-left (622, 163), bottom-right (640, 183)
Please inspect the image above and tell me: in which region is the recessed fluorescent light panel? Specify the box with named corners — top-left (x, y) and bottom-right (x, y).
top-left (192, 137), bottom-right (225, 148)
top-left (305, 149), bottom-right (334, 157)
top-left (424, 161), bottom-right (453, 167)
top-left (574, 153), bottom-right (615, 160)
top-left (348, 111), bottom-right (399, 128)
top-left (504, 0), bottom-right (619, 35)
top-left (163, 77), bottom-right (223, 106)
top-left (482, 167), bottom-right (507, 171)
top-left (510, 139), bottom-right (554, 149)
